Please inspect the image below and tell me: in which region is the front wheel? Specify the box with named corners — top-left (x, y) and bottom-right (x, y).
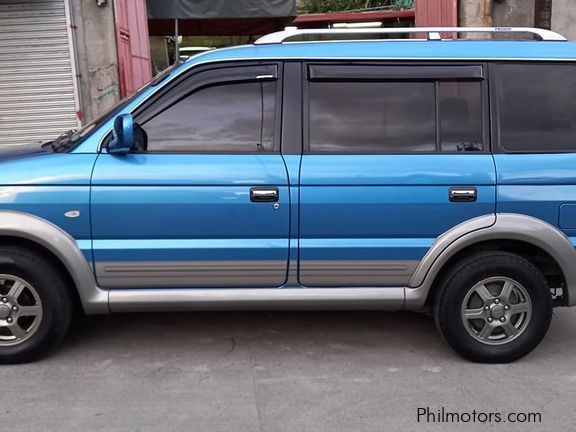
top-left (0, 247), bottom-right (73, 363)
top-left (435, 252), bottom-right (553, 363)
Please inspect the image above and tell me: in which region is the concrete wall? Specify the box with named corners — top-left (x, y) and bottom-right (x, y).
top-left (459, 0), bottom-right (536, 39)
top-left (459, 0), bottom-right (491, 27)
top-left (552, 0), bottom-right (576, 40)
top-left (491, 0), bottom-right (535, 28)
top-left (69, 0), bottom-right (120, 123)
top-left (459, 0), bottom-right (573, 41)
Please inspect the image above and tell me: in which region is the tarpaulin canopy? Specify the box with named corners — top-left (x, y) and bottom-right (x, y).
top-left (147, 0), bottom-right (296, 19)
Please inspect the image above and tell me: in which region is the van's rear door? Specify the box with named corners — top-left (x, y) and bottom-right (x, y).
top-left (298, 62), bottom-right (496, 287)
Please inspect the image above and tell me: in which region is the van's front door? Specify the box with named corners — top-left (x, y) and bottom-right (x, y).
top-left (91, 63), bottom-right (290, 288)
top-left (298, 63), bottom-right (496, 287)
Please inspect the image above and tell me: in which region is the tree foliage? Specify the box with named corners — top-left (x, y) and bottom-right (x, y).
top-left (298, 0), bottom-right (413, 14)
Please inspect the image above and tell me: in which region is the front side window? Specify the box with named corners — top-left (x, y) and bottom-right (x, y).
top-left (140, 81), bottom-right (276, 153)
top-left (308, 72), bottom-right (484, 154)
top-left (496, 63), bottom-right (576, 152)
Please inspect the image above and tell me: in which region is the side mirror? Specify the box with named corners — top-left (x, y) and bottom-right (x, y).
top-left (107, 114), bottom-right (134, 154)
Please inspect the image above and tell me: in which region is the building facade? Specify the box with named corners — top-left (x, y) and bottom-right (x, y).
top-left (0, 0), bottom-right (80, 148)
top-left (0, 0), bottom-right (574, 151)
top-left (0, 0), bottom-right (151, 150)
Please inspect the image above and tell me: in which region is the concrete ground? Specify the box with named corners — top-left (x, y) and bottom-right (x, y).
top-left (1, 308), bottom-right (575, 432)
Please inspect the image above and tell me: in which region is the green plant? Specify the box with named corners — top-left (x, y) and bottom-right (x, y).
top-left (393, 0), bottom-right (413, 8)
top-left (297, 0), bottom-right (413, 14)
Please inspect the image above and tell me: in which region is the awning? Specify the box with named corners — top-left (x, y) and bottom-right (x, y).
top-left (147, 0), bottom-right (296, 19)
top-left (147, 0), bottom-right (296, 36)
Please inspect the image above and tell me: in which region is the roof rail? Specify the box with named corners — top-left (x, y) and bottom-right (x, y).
top-left (254, 26), bottom-right (567, 44)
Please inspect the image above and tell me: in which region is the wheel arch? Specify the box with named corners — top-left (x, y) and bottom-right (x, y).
top-left (406, 214), bottom-right (576, 309)
top-left (0, 211), bottom-right (108, 314)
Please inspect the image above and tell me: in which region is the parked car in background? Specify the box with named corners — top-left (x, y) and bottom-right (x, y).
top-left (0, 26), bottom-right (575, 364)
top-left (178, 46), bottom-right (215, 62)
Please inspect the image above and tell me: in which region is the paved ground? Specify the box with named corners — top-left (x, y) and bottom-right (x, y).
top-left (1, 307), bottom-right (575, 432)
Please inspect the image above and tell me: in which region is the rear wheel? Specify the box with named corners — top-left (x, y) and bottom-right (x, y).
top-left (0, 247), bottom-right (73, 363)
top-left (435, 252), bottom-right (553, 363)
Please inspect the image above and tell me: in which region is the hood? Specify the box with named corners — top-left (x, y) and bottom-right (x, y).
top-left (0, 143), bottom-right (50, 160)
top-left (0, 151), bottom-right (97, 185)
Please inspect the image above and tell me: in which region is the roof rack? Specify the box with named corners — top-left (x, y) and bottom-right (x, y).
top-left (254, 26), bottom-right (567, 44)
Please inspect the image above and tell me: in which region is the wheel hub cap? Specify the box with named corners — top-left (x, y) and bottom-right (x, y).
top-left (0, 304), bottom-right (10, 320)
top-left (490, 304), bottom-right (505, 320)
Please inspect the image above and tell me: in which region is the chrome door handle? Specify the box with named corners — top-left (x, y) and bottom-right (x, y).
top-left (449, 187), bottom-right (477, 202)
top-left (250, 187), bottom-right (279, 202)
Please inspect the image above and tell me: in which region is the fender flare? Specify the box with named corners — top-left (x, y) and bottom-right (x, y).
top-left (0, 211), bottom-right (108, 314)
top-left (405, 213), bottom-right (576, 309)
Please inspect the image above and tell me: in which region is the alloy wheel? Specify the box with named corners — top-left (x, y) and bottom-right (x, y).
top-left (0, 275), bottom-right (43, 346)
top-left (461, 276), bottom-right (532, 345)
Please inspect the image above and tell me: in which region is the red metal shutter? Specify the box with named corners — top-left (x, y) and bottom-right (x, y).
top-left (415, 0), bottom-right (458, 38)
top-left (114, 0), bottom-right (152, 97)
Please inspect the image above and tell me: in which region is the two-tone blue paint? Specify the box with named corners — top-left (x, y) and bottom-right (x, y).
top-left (299, 155), bottom-right (495, 284)
top-left (91, 153), bottom-right (290, 287)
top-left (0, 153), bottom-right (96, 262)
top-left (0, 39), bottom-right (575, 300)
top-left (495, 154), bottom-right (576, 246)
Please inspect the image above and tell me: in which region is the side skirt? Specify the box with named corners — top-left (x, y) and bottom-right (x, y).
top-left (108, 287), bottom-right (406, 312)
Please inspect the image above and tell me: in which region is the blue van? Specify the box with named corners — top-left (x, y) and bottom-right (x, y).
top-left (1, 26), bottom-right (575, 363)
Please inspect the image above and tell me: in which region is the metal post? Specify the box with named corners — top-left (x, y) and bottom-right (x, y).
top-left (174, 18), bottom-right (180, 65)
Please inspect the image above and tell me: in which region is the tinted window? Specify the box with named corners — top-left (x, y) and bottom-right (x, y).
top-left (308, 78), bottom-right (483, 153)
top-left (309, 81), bottom-right (436, 152)
top-left (141, 81), bottom-right (275, 152)
top-left (439, 81), bottom-right (483, 152)
top-left (497, 63), bottom-right (576, 152)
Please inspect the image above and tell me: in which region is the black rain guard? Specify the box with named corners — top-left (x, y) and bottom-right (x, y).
top-left (147, 0), bottom-right (296, 19)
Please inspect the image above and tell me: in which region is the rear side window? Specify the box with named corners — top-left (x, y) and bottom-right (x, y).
top-left (439, 81), bottom-right (483, 152)
top-left (141, 81), bottom-right (276, 153)
top-left (309, 81), bottom-right (437, 153)
top-left (308, 74), bottom-right (484, 153)
top-left (496, 63), bottom-right (576, 152)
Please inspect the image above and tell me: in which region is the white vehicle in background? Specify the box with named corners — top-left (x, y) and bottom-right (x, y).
top-left (179, 46), bottom-right (214, 61)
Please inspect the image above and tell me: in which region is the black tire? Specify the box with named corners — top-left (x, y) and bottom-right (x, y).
top-left (0, 246), bottom-right (73, 364)
top-left (434, 251), bottom-right (553, 363)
